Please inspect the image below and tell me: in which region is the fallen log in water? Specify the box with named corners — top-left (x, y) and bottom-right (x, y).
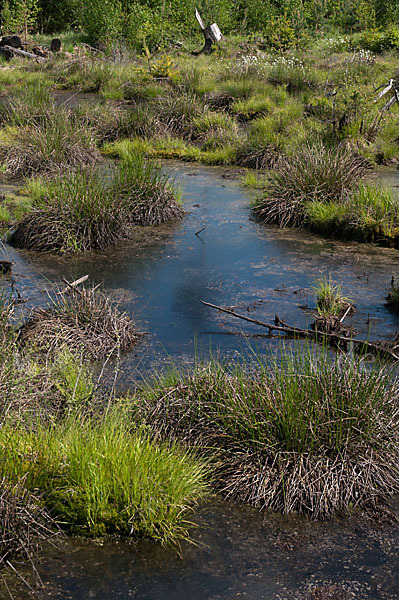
top-left (200, 300), bottom-right (399, 361)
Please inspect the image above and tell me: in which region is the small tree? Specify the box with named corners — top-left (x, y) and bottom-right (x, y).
top-left (1, 0), bottom-right (40, 41)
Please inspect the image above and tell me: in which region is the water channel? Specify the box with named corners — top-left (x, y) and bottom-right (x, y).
top-left (1, 163), bottom-right (399, 599)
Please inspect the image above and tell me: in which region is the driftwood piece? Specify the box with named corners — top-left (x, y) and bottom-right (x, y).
top-left (3, 45), bottom-right (46, 62)
top-left (60, 275), bottom-right (89, 295)
top-left (375, 77), bottom-right (399, 113)
top-left (200, 300), bottom-right (399, 361)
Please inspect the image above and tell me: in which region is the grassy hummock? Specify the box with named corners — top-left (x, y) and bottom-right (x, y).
top-left (0, 110), bottom-right (100, 178)
top-left (253, 143), bottom-right (368, 228)
top-left (134, 350), bottom-right (399, 519)
top-left (0, 298), bottom-right (209, 557)
top-left (10, 155), bottom-right (183, 254)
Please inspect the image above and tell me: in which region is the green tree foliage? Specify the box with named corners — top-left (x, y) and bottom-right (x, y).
top-left (1, 0), bottom-right (39, 39)
top-left (1, 0), bottom-right (398, 49)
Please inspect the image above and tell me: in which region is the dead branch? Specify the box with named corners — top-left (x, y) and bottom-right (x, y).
top-left (200, 300), bottom-right (399, 361)
top-left (59, 275), bottom-right (89, 295)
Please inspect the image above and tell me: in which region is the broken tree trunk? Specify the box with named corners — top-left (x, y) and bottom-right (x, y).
top-left (193, 8), bottom-right (222, 55)
top-left (200, 300), bottom-right (399, 361)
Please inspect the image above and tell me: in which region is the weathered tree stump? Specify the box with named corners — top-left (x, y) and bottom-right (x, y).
top-left (0, 260), bottom-right (12, 274)
top-left (50, 38), bottom-right (62, 53)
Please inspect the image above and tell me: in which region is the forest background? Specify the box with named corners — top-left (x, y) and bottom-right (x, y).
top-left (0, 0), bottom-right (399, 52)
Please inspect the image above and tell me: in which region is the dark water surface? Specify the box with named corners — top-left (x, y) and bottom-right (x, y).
top-left (3, 499), bottom-right (398, 599)
top-left (4, 163), bottom-right (399, 375)
top-left (1, 163), bottom-right (399, 599)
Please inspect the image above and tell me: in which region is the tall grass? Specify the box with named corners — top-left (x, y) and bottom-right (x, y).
top-left (0, 411), bottom-right (209, 542)
top-left (135, 349), bottom-right (399, 518)
top-left (113, 154), bottom-right (184, 227)
top-left (11, 169), bottom-right (126, 252)
top-left (305, 184), bottom-right (399, 243)
top-left (313, 277), bottom-right (351, 318)
top-left (0, 80), bottom-right (53, 127)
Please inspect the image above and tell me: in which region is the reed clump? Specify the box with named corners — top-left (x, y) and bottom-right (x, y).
top-left (0, 477), bottom-right (58, 570)
top-left (135, 351), bottom-right (399, 519)
top-left (11, 169), bottom-right (130, 253)
top-left (19, 286), bottom-right (139, 360)
top-left (312, 277), bottom-right (353, 334)
top-left (254, 144), bottom-right (368, 227)
top-left (115, 155), bottom-right (184, 226)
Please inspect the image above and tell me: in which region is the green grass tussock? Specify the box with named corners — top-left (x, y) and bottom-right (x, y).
top-left (313, 277), bottom-right (352, 318)
top-left (305, 184), bottom-right (399, 244)
top-left (0, 412), bottom-right (209, 541)
top-left (253, 143), bottom-right (369, 227)
top-left (134, 350), bottom-right (399, 519)
top-left (0, 300), bottom-right (208, 550)
top-left (0, 110), bottom-right (100, 178)
top-left (11, 155), bottom-right (183, 254)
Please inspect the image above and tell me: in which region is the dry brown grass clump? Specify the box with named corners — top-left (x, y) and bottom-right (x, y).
top-left (254, 143), bottom-right (369, 227)
top-left (0, 477), bottom-right (58, 570)
top-left (136, 353), bottom-right (399, 519)
top-left (19, 287), bottom-right (139, 360)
